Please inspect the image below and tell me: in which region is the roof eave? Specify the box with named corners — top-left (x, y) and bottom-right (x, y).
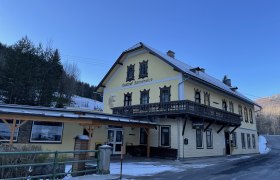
top-left (95, 43), bottom-right (144, 93)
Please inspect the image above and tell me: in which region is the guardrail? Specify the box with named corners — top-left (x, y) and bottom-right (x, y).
top-left (0, 149), bottom-right (99, 180)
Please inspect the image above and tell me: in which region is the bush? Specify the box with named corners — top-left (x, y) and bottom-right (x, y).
top-left (0, 144), bottom-right (44, 179)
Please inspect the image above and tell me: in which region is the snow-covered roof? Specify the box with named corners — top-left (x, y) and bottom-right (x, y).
top-left (96, 42), bottom-right (258, 106)
top-left (140, 42), bottom-right (257, 105)
top-left (0, 104), bottom-right (156, 126)
top-left (96, 42), bottom-right (260, 107)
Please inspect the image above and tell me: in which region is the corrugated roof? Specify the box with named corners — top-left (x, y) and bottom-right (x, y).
top-left (0, 104), bottom-right (157, 125)
top-left (127, 42), bottom-right (257, 106)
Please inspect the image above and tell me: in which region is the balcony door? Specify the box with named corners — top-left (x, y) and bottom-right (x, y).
top-left (107, 128), bottom-right (123, 154)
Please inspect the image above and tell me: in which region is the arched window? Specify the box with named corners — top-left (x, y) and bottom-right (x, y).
top-left (222, 99), bottom-right (227, 111)
top-left (194, 89), bottom-right (201, 104)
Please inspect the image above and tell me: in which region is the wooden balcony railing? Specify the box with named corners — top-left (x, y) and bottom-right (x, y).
top-left (112, 100), bottom-right (242, 126)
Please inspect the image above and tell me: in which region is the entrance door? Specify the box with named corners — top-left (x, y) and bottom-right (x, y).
top-left (224, 132), bottom-right (230, 155)
top-left (108, 129), bottom-right (123, 154)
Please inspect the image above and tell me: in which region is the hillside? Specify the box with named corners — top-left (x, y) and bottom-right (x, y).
top-left (256, 94), bottom-right (280, 135)
top-left (68, 95), bottom-right (103, 111)
top-left (256, 94), bottom-right (280, 115)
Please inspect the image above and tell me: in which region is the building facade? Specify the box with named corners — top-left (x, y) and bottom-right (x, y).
top-left (96, 42), bottom-right (260, 158)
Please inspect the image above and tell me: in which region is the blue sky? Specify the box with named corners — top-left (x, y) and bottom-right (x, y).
top-left (0, 0), bottom-right (280, 100)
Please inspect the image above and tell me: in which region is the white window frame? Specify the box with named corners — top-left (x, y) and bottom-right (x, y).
top-left (206, 129), bottom-right (213, 149)
top-left (30, 121), bottom-right (64, 143)
top-left (139, 128), bottom-right (147, 145)
top-left (0, 120), bottom-right (20, 142)
top-left (196, 129), bottom-right (204, 149)
top-left (160, 126), bottom-right (171, 147)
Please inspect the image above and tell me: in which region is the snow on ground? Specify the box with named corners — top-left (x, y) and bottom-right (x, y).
top-left (69, 95), bottom-right (103, 111)
top-left (228, 155), bottom-right (251, 161)
top-left (259, 135), bottom-right (271, 154)
top-left (110, 162), bottom-right (179, 176)
top-left (110, 161), bottom-right (214, 176)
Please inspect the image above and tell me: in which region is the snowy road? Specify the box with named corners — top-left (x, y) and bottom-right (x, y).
top-left (132, 135), bottom-right (280, 180)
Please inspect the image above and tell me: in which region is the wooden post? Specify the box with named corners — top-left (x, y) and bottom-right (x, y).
top-left (9, 119), bottom-right (16, 145)
top-left (146, 128), bottom-right (150, 158)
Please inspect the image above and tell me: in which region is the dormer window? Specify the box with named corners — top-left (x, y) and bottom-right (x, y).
top-left (194, 89), bottom-right (201, 104)
top-left (222, 99), bottom-right (227, 111)
top-left (139, 60), bottom-right (148, 79)
top-left (126, 64), bottom-right (135, 82)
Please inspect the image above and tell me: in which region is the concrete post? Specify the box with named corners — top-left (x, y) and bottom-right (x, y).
top-left (98, 145), bottom-right (112, 174)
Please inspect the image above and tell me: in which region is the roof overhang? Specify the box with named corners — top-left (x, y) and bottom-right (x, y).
top-left (0, 104), bottom-right (157, 129)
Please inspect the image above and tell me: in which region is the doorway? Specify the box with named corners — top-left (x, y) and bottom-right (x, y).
top-left (224, 131), bottom-right (230, 155)
top-left (107, 128), bottom-right (123, 154)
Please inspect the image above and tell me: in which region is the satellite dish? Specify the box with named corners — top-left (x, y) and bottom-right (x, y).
top-left (108, 95), bottom-right (116, 109)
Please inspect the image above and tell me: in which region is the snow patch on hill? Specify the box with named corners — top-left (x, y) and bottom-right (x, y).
top-left (69, 95), bottom-right (103, 111)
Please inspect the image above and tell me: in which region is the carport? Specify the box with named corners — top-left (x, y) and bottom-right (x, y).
top-left (0, 104), bottom-right (157, 157)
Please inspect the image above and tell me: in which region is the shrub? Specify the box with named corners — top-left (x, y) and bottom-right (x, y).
top-left (0, 144), bottom-right (45, 179)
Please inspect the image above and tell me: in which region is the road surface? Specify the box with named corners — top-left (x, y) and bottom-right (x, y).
top-left (134, 135), bottom-right (280, 180)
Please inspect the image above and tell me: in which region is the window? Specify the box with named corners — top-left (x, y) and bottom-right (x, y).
top-left (140, 128), bottom-right (147, 145)
top-left (252, 134), bottom-right (256, 149)
top-left (229, 101), bottom-right (234, 113)
top-left (139, 60), bottom-right (148, 78)
top-left (204, 92), bottom-right (210, 106)
top-left (206, 129), bottom-right (213, 148)
top-left (232, 132), bottom-right (237, 148)
top-left (160, 126), bottom-right (170, 147)
top-left (140, 89), bottom-right (149, 104)
top-left (124, 92), bottom-right (132, 106)
top-left (238, 105), bottom-right (243, 121)
top-left (247, 134), bottom-right (251, 149)
top-left (126, 64), bottom-right (135, 81)
top-left (241, 133), bottom-right (246, 149)
top-left (249, 109), bottom-right (253, 124)
top-left (194, 89), bottom-right (201, 104)
top-left (222, 99), bottom-right (227, 111)
top-left (160, 86), bottom-right (171, 103)
top-left (196, 129), bottom-right (203, 148)
top-left (244, 107), bottom-right (249, 122)
top-left (30, 121), bottom-right (63, 143)
top-left (0, 120), bottom-right (20, 142)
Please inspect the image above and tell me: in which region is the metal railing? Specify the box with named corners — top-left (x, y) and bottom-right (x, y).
top-left (113, 99), bottom-right (242, 126)
top-left (0, 149), bottom-right (99, 180)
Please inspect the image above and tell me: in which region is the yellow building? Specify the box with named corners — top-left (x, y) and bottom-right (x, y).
top-left (96, 42), bottom-right (260, 158)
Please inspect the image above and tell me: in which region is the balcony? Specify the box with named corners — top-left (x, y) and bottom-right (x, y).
top-left (112, 100), bottom-right (242, 126)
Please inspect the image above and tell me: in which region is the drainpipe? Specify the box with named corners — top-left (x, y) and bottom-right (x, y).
top-left (177, 74), bottom-right (190, 160)
top-left (177, 118), bottom-right (180, 160)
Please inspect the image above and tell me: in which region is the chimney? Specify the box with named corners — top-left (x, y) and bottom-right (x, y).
top-left (223, 76), bottom-right (231, 87)
top-left (167, 50), bottom-right (175, 58)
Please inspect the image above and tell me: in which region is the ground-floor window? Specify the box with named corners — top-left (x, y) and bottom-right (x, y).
top-left (0, 119), bottom-right (20, 142)
top-left (232, 132), bottom-right (237, 148)
top-left (252, 134), bottom-right (256, 149)
top-left (30, 121), bottom-right (63, 143)
top-left (247, 134), bottom-right (251, 149)
top-left (160, 126), bottom-right (170, 147)
top-left (206, 129), bottom-right (213, 149)
top-left (140, 128), bottom-right (147, 145)
top-left (196, 129), bottom-right (203, 149)
top-left (241, 133), bottom-right (246, 149)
